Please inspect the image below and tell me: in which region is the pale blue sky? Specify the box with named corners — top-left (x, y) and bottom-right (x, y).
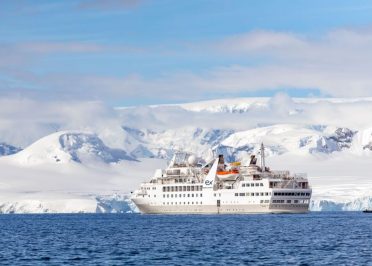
top-left (2, 0), bottom-right (372, 105)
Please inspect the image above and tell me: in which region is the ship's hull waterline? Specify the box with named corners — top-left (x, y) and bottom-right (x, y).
top-left (134, 202), bottom-right (310, 214)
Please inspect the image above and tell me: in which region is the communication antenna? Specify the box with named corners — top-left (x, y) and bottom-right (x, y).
top-left (211, 147), bottom-right (217, 159)
top-left (260, 142), bottom-right (266, 172)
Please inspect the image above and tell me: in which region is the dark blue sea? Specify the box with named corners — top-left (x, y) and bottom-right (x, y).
top-left (0, 212), bottom-right (371, 265)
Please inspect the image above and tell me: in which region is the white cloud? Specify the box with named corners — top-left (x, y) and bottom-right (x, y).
top-left (0, 98), bottom-right (122, 147)
top-left (216, 30), bottom-right (307, 54)
top-left (2, 27), bottom-right (372, 102)
top-left (2, 94), bottom-right (372, 156)
top-left (201, 28), bottom-right (372, 97)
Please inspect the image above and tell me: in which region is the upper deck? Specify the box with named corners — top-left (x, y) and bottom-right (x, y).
top-left (141, 147), bottom-right (310, 192)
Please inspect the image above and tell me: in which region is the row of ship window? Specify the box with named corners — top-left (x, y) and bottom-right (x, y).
top-left (143, 187), bottom-right (156, 190)
top-left (242, 183), bottom-right (264, 187)
top-left (272, 199), bottom-right (309, 204)
top-left (273, 192), bottom-right (311, 196)
top-left (162, 185), bottom-right (203, 192)
top-left (235, 192), bottom-right (272, 197)
top-left (163, 202), bottom-right (202, 205)
top-left (163, 193), bottom-right (202, 198)
top-left (160, 199), bottom-right (308, 205)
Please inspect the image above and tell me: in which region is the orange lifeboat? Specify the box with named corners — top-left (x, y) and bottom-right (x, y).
top-left (216, 169), bottom-right (239, 180)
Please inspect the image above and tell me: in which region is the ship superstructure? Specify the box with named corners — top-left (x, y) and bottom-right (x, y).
top-left (131, 144), bottom-right (312, 214)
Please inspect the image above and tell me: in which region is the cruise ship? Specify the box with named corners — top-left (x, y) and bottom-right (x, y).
top-left (131, 144), bottom-right (312, 214)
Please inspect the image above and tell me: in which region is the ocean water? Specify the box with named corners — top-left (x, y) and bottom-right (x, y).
top-left (0, 212), bottom-right (371, 265)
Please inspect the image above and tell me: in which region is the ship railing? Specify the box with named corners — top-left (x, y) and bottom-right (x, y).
top-left (271, 180), bottom-right (311, 189)
top-left (268, 174), bottom-right (308, 181)
top-left (164, 171), bottom-right (197, 176)
top-left (280, 180), bottom-right (296, 189)
top-left (270, 170), bottom-right (289, 175)
top-left (294, 173), bottom-right (307, 179)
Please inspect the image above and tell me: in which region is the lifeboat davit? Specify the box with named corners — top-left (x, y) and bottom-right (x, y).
top-left (216, 169), bottom-right (239, 180)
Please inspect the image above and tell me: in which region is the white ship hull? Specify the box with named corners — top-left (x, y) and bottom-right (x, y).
top-left (133, 202), bottom-right (309, 214)
top-left (132, 182), bottom-right (311, 215)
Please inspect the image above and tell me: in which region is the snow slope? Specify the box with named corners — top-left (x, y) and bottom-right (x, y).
top-left (0, 155), bottom-right (163, 214)
top-left (0, 131), bottom-right (155, 213)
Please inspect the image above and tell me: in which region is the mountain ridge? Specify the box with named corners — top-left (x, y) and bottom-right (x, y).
top-left (2, 131), bottom-right (136, 165)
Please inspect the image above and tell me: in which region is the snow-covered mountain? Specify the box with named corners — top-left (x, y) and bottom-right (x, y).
top-left (7, 131), bottom-right (136, 165)
top-left (122, 126), bottom-right (234, 160)
top-left (119, 124), bottom-right (371, 163)
top-left (1, 96), bottom-right (372, 213)
top-left (0, 131), bottom-right (144, 213)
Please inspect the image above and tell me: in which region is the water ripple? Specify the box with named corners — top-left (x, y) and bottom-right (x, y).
top-left (0, 212), bottom-right (371, 265)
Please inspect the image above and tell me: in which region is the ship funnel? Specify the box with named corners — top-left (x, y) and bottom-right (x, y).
top-left (249, 155), bottom-right (257, 165)
top-left (218, 154), bottom-right (224, 164)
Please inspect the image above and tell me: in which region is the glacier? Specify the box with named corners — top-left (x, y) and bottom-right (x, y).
top-left (311, 196), bottom-right (372, 211)
top-left (0, 194), bottom-right (138, 214)
top-left (1, 194), bottom-right (371, 214)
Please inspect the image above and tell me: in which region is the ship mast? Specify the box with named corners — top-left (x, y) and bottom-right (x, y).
top-left (260, 142), bottom-right (266, 172)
